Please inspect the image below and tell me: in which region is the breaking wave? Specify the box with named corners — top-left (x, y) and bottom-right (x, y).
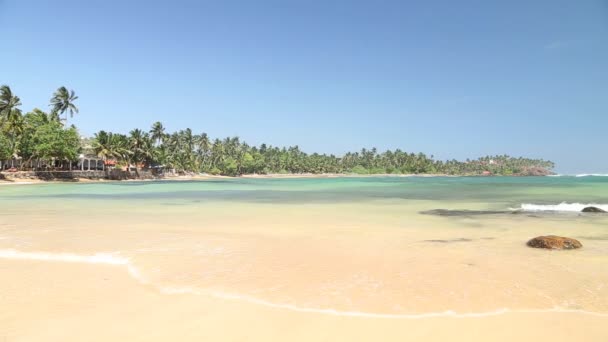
top-left (546, 174), bottom-right (608, 178)
top-left (519, 203), bottom-right (608, 212)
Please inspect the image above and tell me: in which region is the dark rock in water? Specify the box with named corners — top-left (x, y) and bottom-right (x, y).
top-left (526, 235), bottom-right (582, 250)
top-left (581, 206), bottom-right (606, 213)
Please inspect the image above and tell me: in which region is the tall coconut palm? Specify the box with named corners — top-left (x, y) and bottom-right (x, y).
top-left (50, 86), bottom-right (79, 122)
top-left (150, 121), bottom-right (165, 146)
top-left (129, 129), bottom-right (152, 175)
top-left (0, 85), bottom-right (24, 162)
top-left (195, 133), bottom-right (210, 171)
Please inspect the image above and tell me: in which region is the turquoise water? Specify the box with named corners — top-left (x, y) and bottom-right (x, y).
top-left (2, 176), bottom-right (608, 209)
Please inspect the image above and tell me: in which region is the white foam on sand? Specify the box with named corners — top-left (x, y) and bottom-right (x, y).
top-left (2, 249), bottom-right (607, 319)
top-left (519, 203), bottom-right (608, 212)
top-left (0, 249), bottom-right (145, 282)
top-left (161, 286), bottom-right (608, 319)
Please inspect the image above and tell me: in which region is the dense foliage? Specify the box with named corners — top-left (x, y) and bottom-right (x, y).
top-left (0, 85), bottom-right (81, 169)
top-left (0, 84), bottom-right (555, 176)
top-left (91, 124), bottom-right (554, 176)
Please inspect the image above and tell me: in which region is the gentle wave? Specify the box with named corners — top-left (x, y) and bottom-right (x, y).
top-left (520, 202), bottom-right (608, 212)
top-left (2, 249), bottom-right (607, 319)
top-left (0, 249), bottom-right (145, 282)
top-left (161, 286), bottom-right (608, 319)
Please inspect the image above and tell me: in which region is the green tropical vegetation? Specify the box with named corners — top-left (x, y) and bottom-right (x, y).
top-left (0, 84), bottom-right (555, 176)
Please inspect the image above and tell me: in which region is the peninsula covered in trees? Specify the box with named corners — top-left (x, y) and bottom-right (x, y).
top-left (0, 85), bottom-right (555, 178)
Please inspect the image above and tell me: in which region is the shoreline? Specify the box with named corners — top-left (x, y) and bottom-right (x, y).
top-left (0, 172), bottom-right (552, 185)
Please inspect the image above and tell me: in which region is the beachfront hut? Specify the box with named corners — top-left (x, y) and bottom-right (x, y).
top-left (78, 154), bottom-right (105, 171)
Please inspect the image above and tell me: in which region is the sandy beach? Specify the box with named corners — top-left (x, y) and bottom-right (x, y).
top-left (2, 260), bottom-right (606, 342)
top-left (1, 177), bottom-right (607, 341)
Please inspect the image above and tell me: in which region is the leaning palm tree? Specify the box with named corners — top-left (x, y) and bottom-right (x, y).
top-left (50, 86), bottom-right (79, 123)
top-left (0, 85), bottom-right (22, 123)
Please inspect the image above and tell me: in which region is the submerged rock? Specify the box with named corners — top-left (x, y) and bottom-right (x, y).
top-left (526, 235), bottom-right (582, 250)
top-left (581, 206), bottom-right (606, 213)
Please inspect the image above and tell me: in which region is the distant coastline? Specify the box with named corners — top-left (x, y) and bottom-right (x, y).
top-left (2, 85), bottom-right (554, 178)
top-left (0, 169), bottom-right (556, 185)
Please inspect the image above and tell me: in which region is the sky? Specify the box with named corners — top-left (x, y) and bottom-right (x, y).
top-left (1, 0), bottom-right (607, 173)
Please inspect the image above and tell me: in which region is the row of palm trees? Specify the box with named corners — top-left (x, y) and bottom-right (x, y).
top-left (92, 122), bottom-right (555, 176)
top-left (2, 84), bottom-right (554, 176)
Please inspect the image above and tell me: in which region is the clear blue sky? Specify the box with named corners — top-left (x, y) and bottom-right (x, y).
top-left (1, 1), bottom-right (607, 173)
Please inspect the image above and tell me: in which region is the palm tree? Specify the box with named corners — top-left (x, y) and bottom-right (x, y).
top-left (50, 87), bottom-right (79, 122)
top-left (0, 85), bottom-right (24, 164)
top-left (150, 121), bottom-right (165, 146)
top-left (0, 85), bottom-right (22, 128)
top-left (195, 133), bottom-right (210, 171)
top-left (129, 129), bottom-right (152, 176)
top-left (111, 134), bottom-right (130, 163)
top-left (92, 131), bottom-right (113, 165)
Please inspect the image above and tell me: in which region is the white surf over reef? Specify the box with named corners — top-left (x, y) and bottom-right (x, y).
top-left (549, 174), bottom-right (608, 177)
top-left (519, 203), bottom-right (608, 212)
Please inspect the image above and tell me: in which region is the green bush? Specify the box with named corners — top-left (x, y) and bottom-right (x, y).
top-left (350, 165), bottom-right (369, 174)
top-left (368, 167), bottom-right (386, 174)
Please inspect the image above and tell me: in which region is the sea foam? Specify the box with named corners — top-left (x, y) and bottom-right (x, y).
top-left (520, 202), bottom-right (608, 212)
top-left (161, 286), bottom-right (608, 319)
top-left (0, 249), bottom-right (146, 282)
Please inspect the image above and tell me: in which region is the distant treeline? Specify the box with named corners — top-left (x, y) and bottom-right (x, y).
top-left (91, 124), bottom-right (554, 176)
top-left (1, 84), bottom-right (554, 176)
